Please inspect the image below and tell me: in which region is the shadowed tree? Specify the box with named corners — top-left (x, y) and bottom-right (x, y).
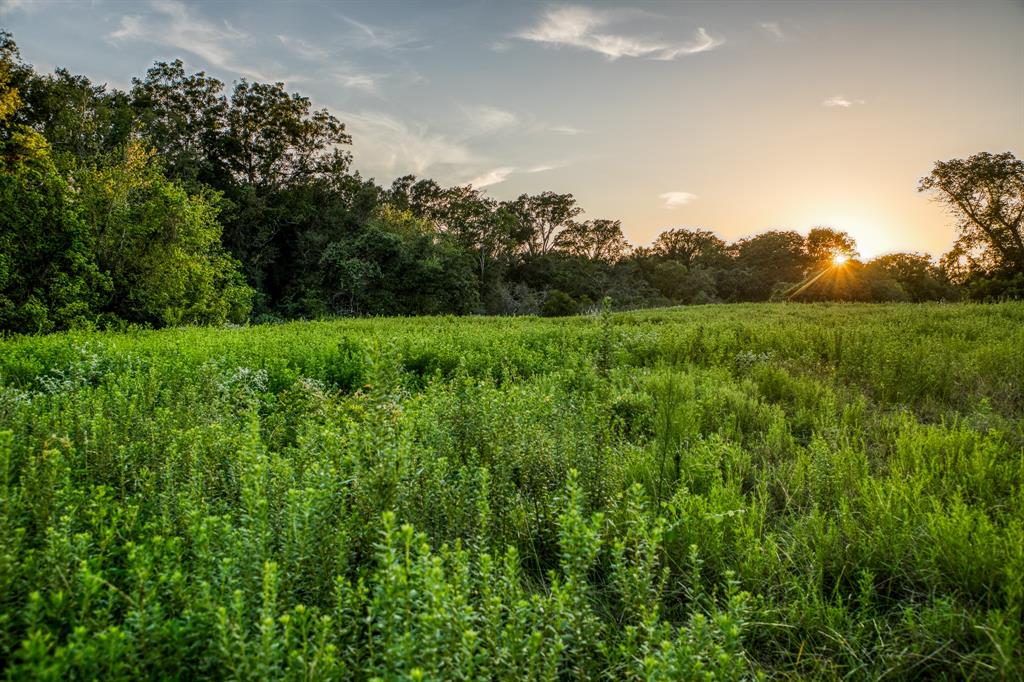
top-left (130, 60), bottom-right (227, 187)
top-left (554, 219), bottom-right (630, 262)
top-left (865, 252), bottom-right (956, 302)
top-left (222, 80), bottom-right (352, 191)
top-left (804, 227), bottom-right (858, 274)
top-left (509, 191), bottom-right (582, 257)
top-left (727, 229), bottom-right (809, 300)
top-left (387, 175), bottom-right (445, 217)
top-left (920, 151), bottom-right (1024, 277)
top-left (217, 79), bottom-right (354, 302)
top-left (650, 228), bottom-right (729, 269)
top-left (4, 30), bottom-right (131, 167)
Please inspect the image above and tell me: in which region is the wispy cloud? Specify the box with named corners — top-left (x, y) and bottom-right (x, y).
top-left (660, 191), bottom-right (698, 208)
top-left (333, 70), bottom-right (377, 93)
top-left (277, 34), bottom-right (329, 60)
top-left (760, 22), bottom-right (784, 40)
top-left (822, 95), bottom-right (866, 108)
top-left (108, 0), bottom-right (289, 81)
top-left (341, 110), bottom-right (475, 178)
top-left (460, 106), bottom-right (582, 140)
top-left (468, 162), bottom-right (567, 189)
top-left (340, 15), bottom-right (427, 51)
top-left (278, 34), bottom-right (388, 95)
top-left (517, 6), bottom-right (723, 61)
top-left (549, 124), bottom-right (583, 135)
top-left (464, 105), bottom-right (519, 135)
top-left (469, 166), bottom-right (516, 188)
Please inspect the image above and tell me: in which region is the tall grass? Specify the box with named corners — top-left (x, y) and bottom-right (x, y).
top-left (1, 302), bottom-right (1021, 679)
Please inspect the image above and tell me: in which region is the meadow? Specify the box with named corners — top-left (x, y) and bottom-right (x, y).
top-left (0, 302), bottom-right (1022, 680)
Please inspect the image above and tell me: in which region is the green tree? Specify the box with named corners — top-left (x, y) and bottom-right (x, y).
top-left (555, 219), bottom-right (630, 262)
top-left (0, 41), bottom-right (107, 333)
top-left (130, 60), bottom-right (227, 188)
top-left (317, 205), bottom-right (478, 316)
top-left (727, 230), bottom-right (809, 301)
top-left (509, 192), bottom-right (582, 257)
top-left (541, 289), bottom-right (577, 316)
top-left (865, 252), bottom-right (955, 302)
top-left (804, 227), bottom-right (858, 274)
top-left (75, 142), bottom-right (252, 326)
top-left (920, 151), bottom-right (1024, 278)
top-left (650, 228), bottom-right (729, 269)
top-left (3, 31), bottom-right (132, 169)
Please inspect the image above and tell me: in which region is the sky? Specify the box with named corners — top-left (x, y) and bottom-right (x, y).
top-left (3, 0), bottom-right (1022, 258)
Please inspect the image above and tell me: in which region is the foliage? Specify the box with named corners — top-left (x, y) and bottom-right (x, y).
top-left (540, 289), bottom-right (577, 317)
top-left (1, 28), bottom-right (1021, 336)
top-left (74, 142), bottom-right (253, 326)
top-left (0, 125), bottom-right (106, 333)
top-left (0, 303), bottom-right (1022, 679)
top-left (0, 49), bottom-right (107, 333)
top-left (920, 151), bottom-right (1024, 279)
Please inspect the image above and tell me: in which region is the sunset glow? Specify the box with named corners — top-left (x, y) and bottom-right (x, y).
top-left (4, 1), bottom-right (1021, 258)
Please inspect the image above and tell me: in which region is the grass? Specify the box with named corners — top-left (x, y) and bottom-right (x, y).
top-left (1, 302), bottom-right (1022, 679)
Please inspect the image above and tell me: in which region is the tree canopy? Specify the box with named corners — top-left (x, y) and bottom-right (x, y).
top-left (1, 29), bottom-right (1016, 333)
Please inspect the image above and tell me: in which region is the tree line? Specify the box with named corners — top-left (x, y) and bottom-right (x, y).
top-left (1, 32), bottom-right (1021, 333)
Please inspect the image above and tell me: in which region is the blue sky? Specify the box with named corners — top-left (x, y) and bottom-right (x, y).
top-left (3, 0), bottom-right (1022, 257)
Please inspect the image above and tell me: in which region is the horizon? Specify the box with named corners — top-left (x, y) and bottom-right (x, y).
top-left (3, 0), bottom-right (1022, 258)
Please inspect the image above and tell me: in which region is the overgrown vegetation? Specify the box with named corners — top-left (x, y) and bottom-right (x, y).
top-left (3, 31), bottom-right (1023, 335)
top-left (1, 303), bottom-right (1021, 679)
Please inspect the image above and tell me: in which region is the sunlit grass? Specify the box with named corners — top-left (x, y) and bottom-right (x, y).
top-left (0, 303), bottom-right (1021, 679)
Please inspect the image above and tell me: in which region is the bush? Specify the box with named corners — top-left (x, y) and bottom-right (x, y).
top-left (541, 289), bottom-right (577, 317)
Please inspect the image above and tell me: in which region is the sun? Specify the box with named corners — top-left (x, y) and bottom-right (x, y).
top-left (832, 253), bottom-right (849, 266)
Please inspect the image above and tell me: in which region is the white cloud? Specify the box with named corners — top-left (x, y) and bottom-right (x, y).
top-left (822, 95), bottom-right (866, 108)
top-left (334, 71), bottom-right (377, 93)
top-left (517, 6), bottom-right (723, 61)
top-left (760, 22), bottom-right (784, 40)
top-left (549, 124), bottom-right (583, 135)
top-left (467, 161), bottom-right (568, 188)
top-left (340, 15), bottom-right (426, 51)
top-left (464, 105), bottom-right (519, 135)
top-left (341, 110), bottom-right (475, 178)
top-left (468, 167), bottom-right (516, 188)
top-left (660, 191), bottom-right (698, 208)
top-left (461, 106), bottom-right (583, 140)
top-left (277, 34), bottom-right (329, 60)
top-left (108, 0), bottom-right (284, 81)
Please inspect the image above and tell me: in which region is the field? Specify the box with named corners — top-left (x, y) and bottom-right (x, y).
top-left (1, 303), bottom-right (1022, 680)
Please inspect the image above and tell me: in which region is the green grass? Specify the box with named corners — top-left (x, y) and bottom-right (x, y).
top-left (1, 303), bottom-right (1022, 680)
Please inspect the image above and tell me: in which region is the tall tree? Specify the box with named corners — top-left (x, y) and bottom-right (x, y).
top-left (222, 80), bottom-right (352, 191)
top-left (728, 230), bottom-right (809, 300)
top-left (555, 219), bottom-right (630, 262)
top-left (865, 252), bottom-right (955, 302)
top-left (130, 60), bottom-right (227, 187)
top-left (74, 142), bottom-right (252, 326)
top-left (216, 79), bottom-right (354, 303)
top-left (3, 32), bottom-right (131, 167)
top-left (0, 47), bottom-right (107, 332)
top-left (509, 191), bottom-right (582, 257)
top-left (804, 227), bottom-right (858, 273)
top-left (919, 151), bottom-right (1024, 276)
top-left (650, 228), bottom-right (728, 269)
